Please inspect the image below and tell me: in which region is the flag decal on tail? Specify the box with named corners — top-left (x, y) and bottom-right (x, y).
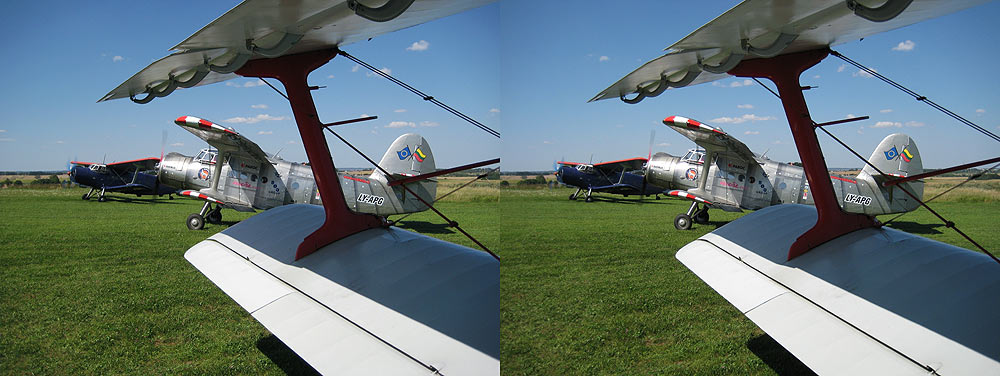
top-left (397, 146), bottom-right (412, 160)
top-left (901, 147), bottom-right (914, 162)
top-left (884, 146), bottom-right (899, 161)
top-left (414, 147), bottom-right (426, 162)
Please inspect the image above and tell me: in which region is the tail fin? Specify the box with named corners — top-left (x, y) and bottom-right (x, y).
top-left (371, 133), bottom-right (437, 208)
top-left (858, 133), bottom-right (923, 212)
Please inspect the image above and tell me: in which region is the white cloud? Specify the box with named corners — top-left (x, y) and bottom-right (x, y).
top-left (351, 64), bottom-right (360, 72)
top-left (56, 140), bottom-right (65, 144)
top-left (872, 121), bottom-right (902, 128)
top-left (223, 114), bottom-right (289, 124)
top-left (387, 121), bottom-right (416, 128)
top-left (226, 80), bottom-right (266, 88)
top-left (599, 56), bottom-right (609, 62)
top-left (489, 108), bottom-right (500, 114)
top-left (419, 121), bottom-right (439, 127)
top-left (905, 121), bottom-right (925, 127)
top-left (251, 104), bottom-right (268, 109)
top-left (717, 79), bottom-right (753, 87)
top-left (366, 67), bottom-right (391, 77)
top-left (710, 114), bottom-right (776, 124)
top-left (0, 138), bottom-right (15, 142)
top-left (286, 140), bottom-right (298, 144)
top-left (406, 40), bottom-right (430, 51)
top-left (0, 129), bottom-right (6, 133)
top-left (813, 75), bottom-right (821, 79)
top-left (170, 142), bottom-right (184, 147)
top-left (976, 109), bottom-right (986, 114)
top-left (394, 109), bottom-right (407, 113)
top-left (737, 104), bottom-right (754, 109)
top-left (892, 40), bottom-right (915, 52)
top-left (772, 140), bottom-right (785, 145)
top-left (542, 140), bottom-right (553, 144)
top-left (879, 109), bottom-right (893, 113)
top-left (657, 142), bottom-right (671, 147)
top-left (853, 69), bottom-right (876, 78)
top-left (327, 75), bottom-right (335, 79)
top-left (257, 130), bottom-right (273, 135)
top-left (857, 127), bottom-right (864, 135)
top-left (837, 64), bottom-right (846, 73)
top-left (744, 130), bottom-right (760, 135)
top-left (112, 55), bottom-right (124, 62)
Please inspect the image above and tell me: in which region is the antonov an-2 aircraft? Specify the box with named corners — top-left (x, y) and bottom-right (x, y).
top-left (162, 115), bottom-right (436, 230)
top-left (650, 115), bottom-right (922, 230)
top-left (99, 1), bottom-right (498, 374)
top-left (592, 0), bottom-right (1000, 374)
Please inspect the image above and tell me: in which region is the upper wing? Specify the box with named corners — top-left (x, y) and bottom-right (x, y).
top-left (174, 116), bottom-right (269, 163)
top-left (99, 0), bottom-right (493, 103)
top-left (105, 157), bottom-right (161, 175)
top-left (591, 0), bottom-right (991, 102)
top-left (677, 204), bottom-right (1000, 374)
top-left (663, 116), bottom-right (755, 161)
top-left (591, 157), bottom-right (648, 175)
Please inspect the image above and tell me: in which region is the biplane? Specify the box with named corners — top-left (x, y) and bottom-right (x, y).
top-left (592, 0), bottom-right (1000, 374)
top-left (555, 157), bottom-right (667, 201)
top-left (651, 116), bottom-right (923, 230)
top-left (68, 158), bottom-right (176, 201)
top-left (100, 1), bottom-right (499, 374)
top-left (161, 115), bottom-right (438, 230)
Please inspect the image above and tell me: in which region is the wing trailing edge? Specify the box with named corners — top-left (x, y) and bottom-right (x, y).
top-left (677, 204), bottom-right (1000, 375)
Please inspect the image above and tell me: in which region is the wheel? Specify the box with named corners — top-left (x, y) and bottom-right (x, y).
top-left (694, 210), bottom-right (709, 224)
top-left (97, 196), bottom-right (106, 202)
top-left (207, 209), bottom-right (222, 224)
top-left (585, 196), bottom-right (593, 202)
top-left (674, 214), bottom-right (692, 230)
top-left (169, 195), bottom-right (174, 200)
top-left (569, 193), bottom-right (577, 200)
top-left (187, 213), bottom-right (205, 230)
top-left (82, 193), bottom-right (90, 200)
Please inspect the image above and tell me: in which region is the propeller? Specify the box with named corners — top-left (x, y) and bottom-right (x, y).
top-left (641, 129), bottom-right (655, 196)
top-left (154, 130), bottom-right (167, 193)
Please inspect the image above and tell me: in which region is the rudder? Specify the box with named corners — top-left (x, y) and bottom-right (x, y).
top-left (857, 133), bottom-right (923, 212)
top-left (370, 133), bottom-right (437, 210)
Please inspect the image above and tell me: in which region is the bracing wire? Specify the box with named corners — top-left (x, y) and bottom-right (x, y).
top-left (391, 167), bottom-right (499, 224)
top-left (337, 49), bottom-right (500, 139)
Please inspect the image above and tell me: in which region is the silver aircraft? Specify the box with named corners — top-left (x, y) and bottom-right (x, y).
top-left (159, 116), bottom-right (436, 230)
top-left (648, 115), bottom-right (923, 230)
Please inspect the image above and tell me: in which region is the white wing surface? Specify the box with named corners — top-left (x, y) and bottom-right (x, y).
top-left (100, 0), bottom-right (493, 103)
top-left (591, 0), bottom-right (991, 102)
top-left (186, 204), bottom-right (499, 375)
top-left (677, 204), bottom-right (1000, 375)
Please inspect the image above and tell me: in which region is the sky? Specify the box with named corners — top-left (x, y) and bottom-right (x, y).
top-left (0, 1), bottom-right (997, 172)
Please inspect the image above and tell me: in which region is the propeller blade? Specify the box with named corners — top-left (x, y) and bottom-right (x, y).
top-left (648, 129), bottom-right (655, 161)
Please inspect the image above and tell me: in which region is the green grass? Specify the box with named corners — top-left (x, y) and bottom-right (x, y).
top-left (0, 187), bottom-right (496, 375)
top-left (499, 186), bottom-right (1000, 375)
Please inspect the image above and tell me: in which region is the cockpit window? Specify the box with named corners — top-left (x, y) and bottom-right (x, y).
top-left (682, 149), bottom-right (705, 165)
top-left (195, 149), bottom-right (218, 164)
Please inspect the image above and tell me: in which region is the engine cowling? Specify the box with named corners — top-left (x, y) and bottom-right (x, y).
top-left (645, 152), bottom-right (680, 189)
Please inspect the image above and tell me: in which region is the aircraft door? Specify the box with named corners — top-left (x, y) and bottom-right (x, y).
top-left (740, 163), bottom-right (775, 210)
top-left (712, 155), bottom-right (748, 206)
top-left (252, 163), bottom-right (285, 210)
top-left (221, 155), bottom-right (258, 207)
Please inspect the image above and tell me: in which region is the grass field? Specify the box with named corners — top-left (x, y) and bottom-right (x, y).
top-left (2, 176), bottom-right (995, 375)
top-left (0, 184), bottom-right (496, 375)
top-left (499, 184), bottom-right (1000, 375)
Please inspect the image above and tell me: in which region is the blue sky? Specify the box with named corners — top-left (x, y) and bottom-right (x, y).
top-left (0, 1), bottom-right (997, 172)
top-left (0, 1), bottom-right (500, 171)
top-left (500, 0), bottom-right (999, 170)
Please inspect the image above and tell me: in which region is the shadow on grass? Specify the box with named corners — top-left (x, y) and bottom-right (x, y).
top-left (256, 334), bottom-right (320, 375)
top-left (884, 221), bottom-right (944, 234)
top-left (577, 196), bottom-right (674, 205)
top-left (393, 220), bottom-right (456, 234)
top-left (90, 195), bottom-right (184, 205)
top-left (746, 334), bottom-right (816, 376)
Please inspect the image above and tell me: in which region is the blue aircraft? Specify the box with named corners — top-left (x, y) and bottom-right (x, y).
top-left (68, 158), bottom-right (177, 201)
top-left (555, 157), bottom-right (668, 202)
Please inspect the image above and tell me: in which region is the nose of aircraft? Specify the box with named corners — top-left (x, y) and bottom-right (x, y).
top-left (645, 152), bottom-right (680, 189)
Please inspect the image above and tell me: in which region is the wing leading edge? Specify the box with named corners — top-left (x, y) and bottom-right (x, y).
top-left (677, 204), bottom-right (1000, 375)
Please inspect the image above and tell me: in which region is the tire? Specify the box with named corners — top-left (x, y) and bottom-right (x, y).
top-left (694, 210), bottom-right (709, 224)
top-left (207, 209), bottom-right (222, 224)
top-left (585, 196), bottom-right (593, 203)
top-left (674, 214), bottom-right (692, 230)
top-left (82, 193), bottom-right (90, 200)
top-left (97, 196), bottom-right (106, 202)
top-left (187, 213), bottom-right (205, 230)
top-left (569, 194), bottom-right (577, 200)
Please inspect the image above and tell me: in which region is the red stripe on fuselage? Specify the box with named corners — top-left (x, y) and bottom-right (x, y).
top-left (344, 175), bottom-right (370, 184)
top-left (831, 175), bottom-right (857, 184)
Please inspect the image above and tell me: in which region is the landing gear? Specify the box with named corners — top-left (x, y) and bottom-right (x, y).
top-left (674, 214), bottom-right (692, 230)
top-left (675, 201), bottom-right (710, 230)
top-left (569, 188), bottom-right (581, 200)
top-left (82, 188), bottom-right (94, 200)
top-left (97, 188), bottom-right (107, 202)
top-left (187, 201), bottom-right (220, 230)
top-left (584, 188), bottom-right (593, 202)
top-left (187, 214), bottom-right (205, 230)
